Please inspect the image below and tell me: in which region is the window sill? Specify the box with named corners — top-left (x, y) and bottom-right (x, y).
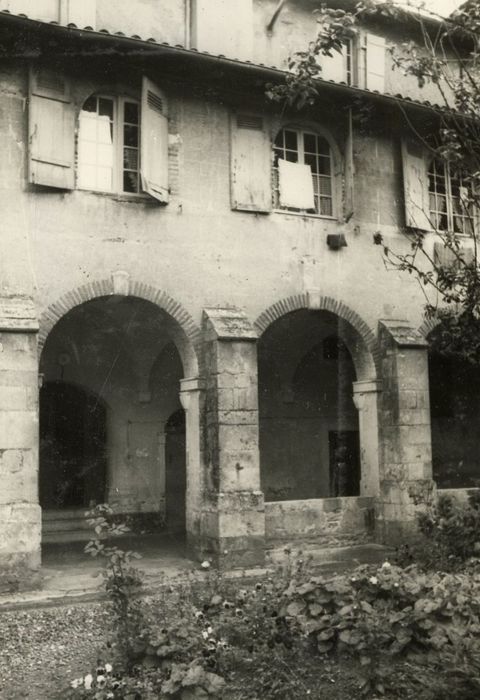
top-left (272, 209), bottom-right (337, 222)
top-left (77, 189), bottom-right (155, 204)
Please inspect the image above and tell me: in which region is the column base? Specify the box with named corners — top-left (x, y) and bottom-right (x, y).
top-left (195, 491), bottom-right (266, 569)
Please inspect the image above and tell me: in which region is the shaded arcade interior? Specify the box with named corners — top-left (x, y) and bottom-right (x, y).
top-left (429, 334), bottom-right (480, 489)
top-left (39, 296), bottom-right (187, 541)
top-left (258, 309), bottom-right (361, 502)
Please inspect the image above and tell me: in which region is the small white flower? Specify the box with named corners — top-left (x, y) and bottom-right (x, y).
top-left (201, 560), bottom-right (211, 570)
top-left (381, 561), bottom-right (392, 570)
top-left (105, 663), bottom-right (113, 673)
top-left (70, 678), bottom-right (83, 689)
top-left (97, 675), bottom-right (106, 687)
top-left (369, 576), bottom-right (378, 585)
top-left (84, 674), bottom-right (93, 690)
top-left (207, 626), bottom-right (213, 635)
top-left (394, 582), bottom-right (399, 588)
top-left (202, 630), bottom-right (209, 640)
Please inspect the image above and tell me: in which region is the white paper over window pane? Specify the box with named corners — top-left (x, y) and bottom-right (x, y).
top-left (278, 159), bottom-right (315, 210)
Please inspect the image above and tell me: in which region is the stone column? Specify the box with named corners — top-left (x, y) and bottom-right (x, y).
top-left (0, 297), bottom-right (41, 588)
top-left (352, 379), bottom-right (382, 497)
top-left (180, 376), bottom-right (205, 557)
top-left (378, 321), bottom-right (435, 543)
top-left (201, 308), bottom-right (265, 569)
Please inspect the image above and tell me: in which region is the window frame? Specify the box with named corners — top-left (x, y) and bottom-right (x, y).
top-left (77, 93), bottom-right (142, 196)
top-left (272, 125), bottom-right (337, 219)
top-left (428, 158), bottom-right (475, 236)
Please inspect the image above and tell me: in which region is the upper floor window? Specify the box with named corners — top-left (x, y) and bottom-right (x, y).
top-left (28, 70), bottom-right (169, 203)
top-left (428, 159), bottom-right (473, 235)
top-left (273, 127), bottom-right (334, 216)
top-left (78, 95), bottom-right (140, 194)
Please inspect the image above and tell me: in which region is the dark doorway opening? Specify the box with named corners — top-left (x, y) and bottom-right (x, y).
top-left (328, 430), bottom-right (360, 497)
top-left (165, 409), bottom-right (186, 535)
top-left (40, 381), bottom-right (107, 509)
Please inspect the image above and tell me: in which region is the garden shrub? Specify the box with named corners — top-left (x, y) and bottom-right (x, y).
top-left (65, 504), bottom-right (480, 699)
top-left (396, 492), bottom-right (480, 572)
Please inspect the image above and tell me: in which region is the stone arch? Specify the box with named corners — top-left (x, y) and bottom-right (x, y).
top-left (418, 316), bottom-right (439, 340)
top-left (254, 293), bottom-right (380, 381)
top-left (38, 276), bottom-right (201, 378)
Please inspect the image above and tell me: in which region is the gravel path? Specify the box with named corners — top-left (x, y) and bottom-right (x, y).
top-left (0, 602), bottom-right (110, 700)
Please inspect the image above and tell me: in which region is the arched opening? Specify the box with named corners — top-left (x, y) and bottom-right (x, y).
top-left (165, 409), bottom-right (186, 536)
top-left (429, 339), bottom-right (480, 488)
top-left (258, 309), bottom-right (360, 501)
top-left (39, 295), bottom-right (188, 543)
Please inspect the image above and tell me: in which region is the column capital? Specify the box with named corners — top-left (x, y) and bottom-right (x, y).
top-left (353, 379), bottom-right (383, 395)
top-left (179, 377), bottom-right (205, 410)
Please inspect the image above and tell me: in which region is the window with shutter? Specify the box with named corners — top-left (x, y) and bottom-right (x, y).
top-left (428, 160), bottom-right (474, 235)
top-left (401, 138), bottom-right (430, 231)
top-left (273, 127), bottom-right (335, 217)
top-left (140, 77), bottom-right (169, 204)
top-left (28, 67), bottom-right (75, 189)
top-left (78, 94), bottom-right (141, 194)
top-left (230, 113), bottom-right (272, 213)
top-left (321, 40), bottom-right (355, 85)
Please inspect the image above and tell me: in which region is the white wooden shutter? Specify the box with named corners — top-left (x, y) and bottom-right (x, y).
top-left (140, 77), bottom-right (169, 204)
top-left (401, 138), bottom-right (431, 231)
top-left (28, 67), bottom-right (75, 189)
top-left (60, 0), bottom-right (96, 29)
top-left (365, 33), bottom-right (386, 92)
top-left (278, 160), bottom-right (315, 210)
top-left (231, 114), bottom-right (272, 213)
top-left (321, 47), bottom-right (346, 83)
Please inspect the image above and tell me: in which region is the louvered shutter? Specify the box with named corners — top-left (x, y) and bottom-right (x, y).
top-left (140, 77), bottom-right (169, 204)
top-left (60, 0), bottom-right (96, 29)
top-left (401, 138), bottom-right (431, 231)
top-left (365, 34), bottom-right (386, 92)
top-left (28, 67), bottom-right (75, 189)
top-left (231, 114), bottom-right (272, 213)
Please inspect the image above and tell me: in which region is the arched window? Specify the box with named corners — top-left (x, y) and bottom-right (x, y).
top-left (428, 159), bottom-right (473, 234)
top-left (77, 94), bottom-right (141, 194)
top-left (273, 127), bottom-right (334, 217)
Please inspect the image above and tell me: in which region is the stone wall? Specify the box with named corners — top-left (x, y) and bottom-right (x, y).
top-left (265, 496), bottom-right (375, 549)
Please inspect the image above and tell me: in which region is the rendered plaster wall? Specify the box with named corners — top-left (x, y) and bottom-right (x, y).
top-left (0, 62), bottom-right (428, 341)
top-left (39, 298), bottom-right (184, 516)
top-left (265, 497), bottom-right (375, 548)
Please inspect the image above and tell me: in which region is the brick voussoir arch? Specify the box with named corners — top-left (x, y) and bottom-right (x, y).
top-left (418, 316), bottom-right (440, 340)
top-left (38, 278), bottom-right (202, 377)
top-left (254, 294), bottom-right (380, 379)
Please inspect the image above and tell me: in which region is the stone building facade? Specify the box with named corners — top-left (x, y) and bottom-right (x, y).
top-left (0, 0), bottom-right (476, 583)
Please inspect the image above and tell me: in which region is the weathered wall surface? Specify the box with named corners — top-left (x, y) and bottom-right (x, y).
top-left (0, 63), bottom-right (427, 340)
top-left (265, 496), bottom-right (375, 548)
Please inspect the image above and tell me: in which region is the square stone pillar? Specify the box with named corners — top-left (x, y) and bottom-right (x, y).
top-left (378, 321), bottom-right (435, 543)
top-left (0, 297), bottom-right (41, 589)
top-left (201, 308), bottom-right (265, 569)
